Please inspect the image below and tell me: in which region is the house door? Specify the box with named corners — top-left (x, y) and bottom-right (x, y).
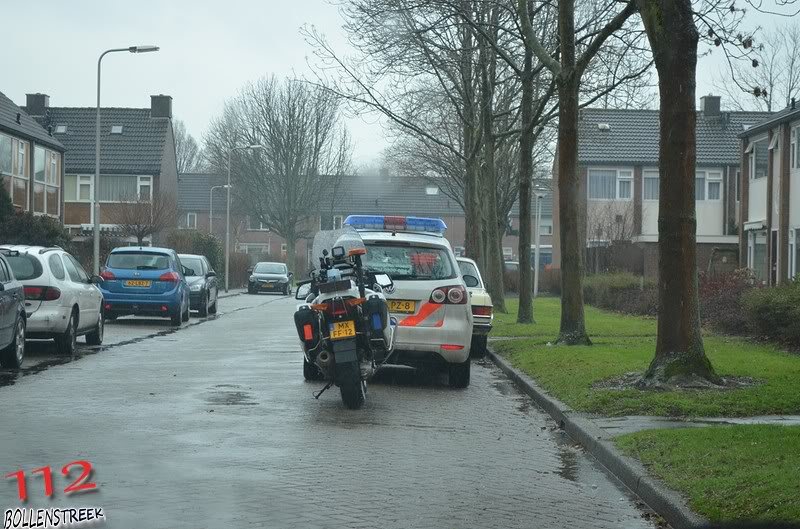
top-left (771, 230), bottom-right (778, 285)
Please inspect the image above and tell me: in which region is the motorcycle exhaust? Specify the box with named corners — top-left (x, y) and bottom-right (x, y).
top-left (316, 350), bottom-right (332, 370)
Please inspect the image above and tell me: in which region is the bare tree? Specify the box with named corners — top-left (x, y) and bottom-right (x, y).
top-left (174, 120), bottom-right (205, 173)
top-left (203, 77), bottom-right (352, 273)
top-left (585, 201), bottom-right (637, 244)
top-left (106, 192), bottom-right (179, 246)
top-left (714, 21), bottom-right (800, 111)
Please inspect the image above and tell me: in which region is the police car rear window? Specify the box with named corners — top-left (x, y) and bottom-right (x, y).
top-left (364, 243), bottom-right (456, 280)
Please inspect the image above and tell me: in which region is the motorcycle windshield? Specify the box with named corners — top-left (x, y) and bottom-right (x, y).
top-left (311, 227), bottom-right (366, 272)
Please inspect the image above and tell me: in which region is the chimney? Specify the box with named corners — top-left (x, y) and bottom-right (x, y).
top-left (700, 95), bottom-right (721, 117)
top-left (150, 95), bottom-right (172, 119)
top-left (25, 93), bottom-right (49, 116)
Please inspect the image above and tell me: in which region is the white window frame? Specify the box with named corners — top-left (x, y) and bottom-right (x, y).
top-left (587, 167), bottom-right (633, 201)
top-left (186, 212), bottom-right (197, 230)
top-left (696, 169), bottom-right (723, 202)
top-left (749, 136), bottom-right (768, 180)
top-left (15, 139), bottom-right (26, 177)
top-left (333, 215), bottom-right (343, 230)
top-left (2, 135), bottom-right (29, 210)
top-left (64, 174), bottom-right (94, 203)
top-left (137, 175), bottom-right (152, 202)
top-left (642, 168), bottom-right (659, 201)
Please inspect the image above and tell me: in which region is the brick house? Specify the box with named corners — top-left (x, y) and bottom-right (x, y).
top-left (177, 172), bottom-right (553, 275)
top-left (739, 100), bottom-right (800, 285)
top-left (552, 96), bottom-right (772, 278)
top-left (0, 91), bottom-right (65, 219)
top-left (24, 93), bottom-right (178, 243)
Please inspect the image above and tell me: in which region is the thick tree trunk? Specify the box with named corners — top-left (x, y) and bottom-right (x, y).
top-left (517, 48), bottom-right (535, 324)
top-left (464, 157), bottom-right (482, 267)
top-left (285, 236), bottom-right (297, 274)
top-left (636, 0), bottom-right (719, 384)
top-left (555, 0), bottom-right (591, 345)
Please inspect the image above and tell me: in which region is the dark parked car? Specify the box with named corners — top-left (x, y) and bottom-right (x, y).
top-left (247, 262), bottom-right (293, 295)
top-left (0, 250), bottom-right (26, 368)
top-left (178, 254), bottom-right (218, 317)
top-left (99, 247), bottom-right (190, 326)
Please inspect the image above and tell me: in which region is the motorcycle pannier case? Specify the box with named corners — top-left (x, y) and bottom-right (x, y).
top-left (294, 305), bottom-right (321, 348)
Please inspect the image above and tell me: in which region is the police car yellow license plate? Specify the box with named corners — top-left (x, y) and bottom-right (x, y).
top-left (389, 300), bottom-right (416, 313)
top-left (330, 321), bottom-right (356, 340)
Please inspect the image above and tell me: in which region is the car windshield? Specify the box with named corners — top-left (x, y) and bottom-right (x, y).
top-left (181, 257), bottom-right (204, 276)
top-left (254, 263), bottom-right (286, 274)
top-left (107, 252), bottom-right (170, 270)
top-left (364, 243), bottom-right (456, 280)
top-left (458, 260), bottom-right (481, 285)
top-left (5, 253), bottom-right (43, 280)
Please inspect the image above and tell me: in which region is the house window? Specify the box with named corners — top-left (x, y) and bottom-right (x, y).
top-left (64, 175), bottom-right (93, 202)
top-left (247, 216), bottom-right (268, 231)
top-left (588, 168), bottom-right (632, 200)
top-left (539, 224), bottom-right (553, 235)
top-left (33, 147), bottom-right (60, 216)
top-left (0, 134), bottom-right (28, 209)
top-left (791, 229), bottom-right (797, 279)
top-left (425, 186), bottom-right (439, 195)
top-left (749, 139), bottom-right (768, 179)
top-left (643, 170), bottom-right (659, 200)
top-left (333, 215), bottom-right (343, 230)
top-left (794, 126), bottom-right (800, 169)
top-left (735, 170), bottom-right (741, 202)
top-left (695, 170), bottom-right (722, 201)
top-left (137, 176), bottom-right (152, 201)
top-left (502, 247), bottom-right (513, 260)
top-left (111, 125), bottom-right (123, 135)
top-left (186, 212), bottom-right (197, 229)
top-left (281, 243), bottom-right (287, 257)
top-left (54, 125), bottom-right (66, 134)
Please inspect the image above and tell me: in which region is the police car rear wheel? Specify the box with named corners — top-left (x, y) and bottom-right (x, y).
top-left (448, 359), bottom-right (471, 388)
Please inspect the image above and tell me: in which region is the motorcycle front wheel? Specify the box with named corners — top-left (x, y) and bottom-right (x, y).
top-left (340, 378), bottom-right (366, 409)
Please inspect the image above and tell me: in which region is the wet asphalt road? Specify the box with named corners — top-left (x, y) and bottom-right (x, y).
top-left (0, 294), bottom-right (659, 528)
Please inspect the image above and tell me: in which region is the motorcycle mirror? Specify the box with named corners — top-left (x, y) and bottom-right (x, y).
top-left (295, 283), bottom-right (311, 300)
top-left (322, 249), bottom-right (329, 257)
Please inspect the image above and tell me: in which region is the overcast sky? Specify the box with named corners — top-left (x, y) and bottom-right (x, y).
top-left (1, 1), bottom-right (788, 168)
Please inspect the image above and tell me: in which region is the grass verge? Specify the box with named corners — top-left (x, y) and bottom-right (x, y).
top-left (492, 298), bottom-right (800, 416)
top-left (615, 425), bottom-right (800, 522)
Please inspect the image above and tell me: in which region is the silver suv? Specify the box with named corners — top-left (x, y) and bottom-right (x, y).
top-left (0, 246), bottom-right (104, 355)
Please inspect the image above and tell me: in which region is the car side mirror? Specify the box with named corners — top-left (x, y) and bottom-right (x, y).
top-left (463, 274), bottom-right (480, 288)
top-left (90, 275), bottom-right (104, 285)
top-left (287, 272), bottom-right (294, 279)
top-left (246, 267), bottom-right (254, 274)
top-left (206, 270), bottom-right (216, 278)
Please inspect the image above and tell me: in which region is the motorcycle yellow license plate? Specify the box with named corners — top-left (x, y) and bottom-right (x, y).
top-left (389, 300), bottom-right (416, 314)
top-left (125, 280), bottom-right (151, 287)
top-left (330, 320), bottom-right (356, 340)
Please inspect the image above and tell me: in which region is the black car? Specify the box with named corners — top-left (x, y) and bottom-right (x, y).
top-left (0, 250), bottom-right (26, 368)
top-left (178, 254), bottom-right (219, 317)
top-left (247, 262), bottom-right (293, 295)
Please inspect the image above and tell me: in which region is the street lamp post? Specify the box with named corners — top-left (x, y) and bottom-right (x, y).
top-left (225, 145), bottom-right (262, 292)
top-left (93, 45), bottom-right (159, 275)
top-left (533, 192), bottom-right (546, 298)
top-left (209, 184), bottom-right (230, 235)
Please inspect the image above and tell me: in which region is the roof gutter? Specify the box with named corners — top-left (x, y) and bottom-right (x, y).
top-left (738, 108), bottom-right (800, 138)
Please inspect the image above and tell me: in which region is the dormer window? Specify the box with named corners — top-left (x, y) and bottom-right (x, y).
top-left (425, 186), bottom-right (439, 195)
top-left (597, 123), bottom-right (611, 131)
top-left (54, 125), bottom-right (67, 134)
top-left (111, 125), bottom-right (123, 134)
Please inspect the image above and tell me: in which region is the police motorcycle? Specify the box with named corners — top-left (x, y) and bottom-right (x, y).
top-left (293, 227), bottom-right (396, 409)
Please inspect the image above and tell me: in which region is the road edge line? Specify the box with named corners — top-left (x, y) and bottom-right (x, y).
top-left (487, 349), bottom-right (709, 529)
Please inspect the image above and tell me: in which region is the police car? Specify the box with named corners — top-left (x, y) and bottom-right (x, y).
top-left (343, 215), bottom-right (472, 388)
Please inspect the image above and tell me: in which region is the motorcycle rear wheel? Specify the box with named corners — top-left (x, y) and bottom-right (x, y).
top-left (340, 379), bottom-right (366, 409)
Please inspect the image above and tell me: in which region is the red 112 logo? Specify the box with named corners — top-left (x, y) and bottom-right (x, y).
top-left (6, 460), bottom-right (97, 501)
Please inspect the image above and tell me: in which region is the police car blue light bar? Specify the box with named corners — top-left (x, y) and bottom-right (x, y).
top-left (344, 215), bottom-right (447, 235)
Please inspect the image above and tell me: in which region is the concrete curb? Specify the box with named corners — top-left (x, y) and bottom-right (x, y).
top-left (218, 289), bottom-right (245, 299)
top-left (487, 349), bottom-right (709, 529)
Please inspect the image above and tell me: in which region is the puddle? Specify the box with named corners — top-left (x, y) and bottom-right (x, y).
top-left (205, 390), bottom-right (257, 406)
top-left (556, 445), bottom-right (579, 482)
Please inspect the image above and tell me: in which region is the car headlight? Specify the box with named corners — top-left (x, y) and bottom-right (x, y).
top-left (190, 284), bottom-right (202, 292)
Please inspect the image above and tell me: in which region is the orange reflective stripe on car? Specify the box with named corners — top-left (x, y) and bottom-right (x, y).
top-left (398, 302), bottom-right (442, 327)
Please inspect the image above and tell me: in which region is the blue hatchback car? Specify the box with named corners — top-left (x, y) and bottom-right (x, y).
top-left (99, 247), bottom-right (190, 326)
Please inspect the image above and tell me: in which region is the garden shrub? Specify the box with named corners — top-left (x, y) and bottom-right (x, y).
top-left (698, 269), bottom-right (756, 335)
top-left (742, 280), bottom-right (800, 346)
top-left (166, 231), bottom-right (224, 272)
top-left (0, 211), bottom-right (71, 248)
top-left (583, 272), bottom-right (658, 316)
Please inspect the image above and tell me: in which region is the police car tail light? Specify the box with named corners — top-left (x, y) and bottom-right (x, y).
top-left (430, 285), bottom-right (467, 305)
top-left (344, 215), bottom-right (447, 235)
top-left (472, 306), bottom-right (492, 317)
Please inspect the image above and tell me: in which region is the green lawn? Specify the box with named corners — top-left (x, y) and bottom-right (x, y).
top-left (615, 425), bottom-right (800, 522)
top-left (493, 298), bottom-right (800, 417)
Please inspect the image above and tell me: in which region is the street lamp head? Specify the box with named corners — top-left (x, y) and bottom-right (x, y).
top-left (129, 45), bottom-right (160, 53)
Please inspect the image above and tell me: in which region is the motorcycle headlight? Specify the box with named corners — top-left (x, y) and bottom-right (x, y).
top-left (190, 284), bottom-right (202, 292)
